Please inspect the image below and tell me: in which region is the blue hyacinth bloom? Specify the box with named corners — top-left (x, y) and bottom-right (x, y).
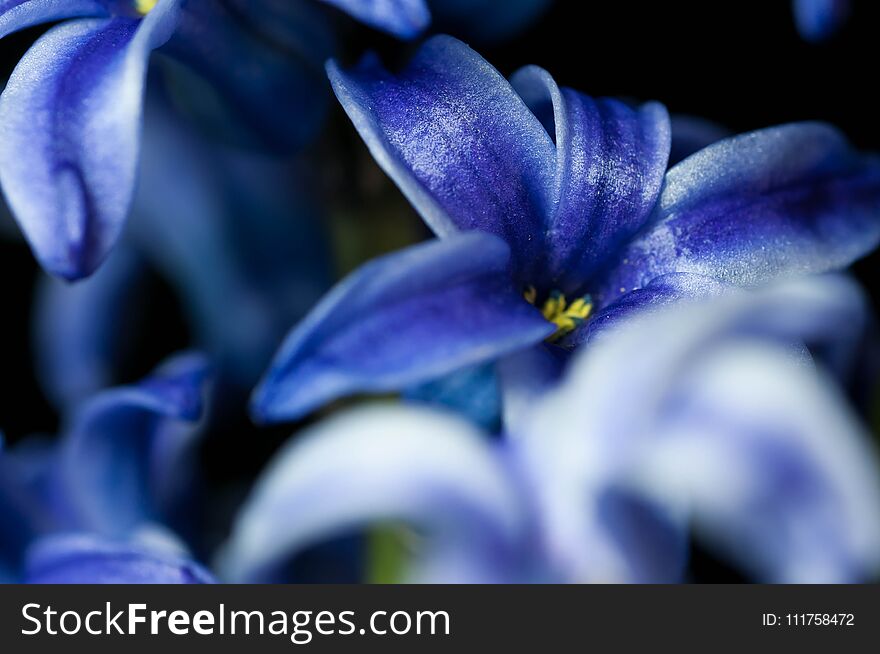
top-left (251, 35), bottom-right (880, 423)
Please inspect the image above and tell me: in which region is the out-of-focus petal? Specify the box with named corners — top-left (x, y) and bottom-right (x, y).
top-left (33, 248), bottom-right (147, 409)
top-left (328, 36), bottom-right (556, 280)
top-left (511, 66), bottom-right (670, 293)
top-left (220, 406), bottom-right (530, 583)
top-left (428, 0), bottom-right (551, 44)
top-left (56, 352), bottom-right (211, 539)
top-left (793, 0), bottom-right (850, 42)
top-left (522, 276), bottom-right (880, 582)
top-left (251, 233), bottom-right (553, 424)
top-left (161, 0), bottom-right (333, 151)
top-left (404, 363), bottom-right (502, 433)
top-left (596, 123), bottom-right (880, 307)
top-left (668, 114), bottom-right (731, 167)
top-left (0, 1), bottom-right (181, 279)
top-left (0, 0), bottom-right (109, 39)
top-left (319, 0), bottom-right (430, 38)
top-left (24, 534), bottom-right (214, 583)
top-left (132, 99), bottom-right (331, 391)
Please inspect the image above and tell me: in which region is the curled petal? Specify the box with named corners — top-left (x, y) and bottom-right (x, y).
top-left (512, 66), bottom-right (670, 292)
top-left (220, 406), bottom-right (529, 583)
top-left (0, 1), bottom-right (181, 279)
top-left (328, 36), bottom-right (556, 280)
top-left (25, 534), bottom-right (214, 584)
top-left (57, 352), bottom-right (211, 539)
top-left (251, 232), bottom-right (553, 423)
top-left (596, 123), bottom-right (880, 306)
top-left (319, 0), bottom-right (430, 38)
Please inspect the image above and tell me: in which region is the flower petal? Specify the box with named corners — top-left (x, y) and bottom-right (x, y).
top-left (0, 0), bottom-right (109, 39)
top-left (404, 363), bottom-right (502, 433)
top-left (793, 0), bottom-right (850, 42)
top-left (56, 352), bottom-right (211, 539)
top-left (160, 0), bottom-right (334, 151)
top-left (24, 534), bottom-right (214, 584)
top-left (327, 36), bottom-right (556, 280)
top-left (0, 2), bottom-right (180, 279)
top-left (220, 406), bottom-right (529, 583)
top-left (251, 232), bottom-right (553, 424)
top-left (33, 247), bottom-right (147, 409)
top-left (595, 123), bottom-right (880, 307)
top-left (559, 273), bottom-right (730, 349)
top-left (523, 276), bottom-right (880, 582)
top-left (511, 66), bottom-right (670, 293)
top-left (318, 0), bottom-right (430, 38)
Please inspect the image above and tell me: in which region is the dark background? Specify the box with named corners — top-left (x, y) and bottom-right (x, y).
top-left (1, 1), bottom-right (877, 580)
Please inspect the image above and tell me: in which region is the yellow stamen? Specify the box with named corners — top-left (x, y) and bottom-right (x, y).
top-left (524, 288), bottom-right (593, 342)
top-left (134, 0), bottom-right (158, 15)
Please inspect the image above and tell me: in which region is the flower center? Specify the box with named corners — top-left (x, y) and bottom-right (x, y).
top-left (134, 0), bottom-right (157, 15)
top-left (524, 287), bottom-right (593, 342)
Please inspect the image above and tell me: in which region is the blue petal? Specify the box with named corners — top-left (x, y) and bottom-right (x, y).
top-left (0, 2), bottom-right (181, 280)
top-left (559, 273), bottom-right (730, 349)
top-left (497, 345), bottom-right (566, 432)
top-left (33, 247), bottom-right (146, 409)
top-left (524, 276), bottom-right (880, 582)
top-left (428, 0), bottom-right (551, 44)
top-left (328, 36), bottom-right (557, 281)
top-left (595, 123), bottom-right (880, 307)
top-left (0, 0), bottom-right (109, 39)
top-left (404, 363), bottom-right (502, 433)
top-left (24, 534), bottom-right (214, 584)
top-left (220, 406), bottom-right (530, 583)
top-left (132, 99), bottom-right (332, 391)
top-left (160, 0), bottom-right (333, 151)
top-left (251, 232), bottom-right (553, 423)
top-left (511, 66), bottom-right (670, 293)
top-left (55, 352), bottom-right (211, 538)
top-left (318, 0), bottom-right (430, 38)
top-left (793, 0), bottom-right (850, 42)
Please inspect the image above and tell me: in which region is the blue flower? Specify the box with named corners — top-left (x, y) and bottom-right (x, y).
top-left (0, 351), bottom-right (215, 583)
top-left (793, 0), bottom-right (850, 42)
top-left (251, 35), bottom-right (880, 423)
top-left (226, 276), bottom-right (880, 583)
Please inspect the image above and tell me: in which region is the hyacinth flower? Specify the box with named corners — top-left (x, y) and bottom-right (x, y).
top-left (0, 352), bottom-right (215, 583)
top-left (793, 0), bottom-right (850, 42)
top-left (226, 276), bottom-right (880, 583)
top-left (251, 35), bottom-right (880, 423)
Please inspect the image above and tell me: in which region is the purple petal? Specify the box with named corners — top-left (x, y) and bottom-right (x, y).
top-left (511, 66), bottom-right (670, 293)
top-left (56, 352), bottom-right (211, 538)
top-left (327, 36), bottom-right (556, 281)
top-left (25, 534), bottom-right (214, 584)
top-left (251, 232), bottom-right (553, 423)
top-left (318, 0), bottom-right (430, 38)
top-left (0, 0), bottom-right (109, 39)
top-left (595, 123), bottom-right (880, 307)
top-left (0, 2), bottom-right (180, 280)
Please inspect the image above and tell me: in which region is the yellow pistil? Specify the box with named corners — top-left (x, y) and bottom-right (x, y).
top-left (134, 0), bottom-right (158, 15)
top-left (524, 286), bottom-right (593, 342)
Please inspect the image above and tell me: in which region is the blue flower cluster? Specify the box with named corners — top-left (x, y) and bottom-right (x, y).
top-left (1, 1), bottom-right (879, 584)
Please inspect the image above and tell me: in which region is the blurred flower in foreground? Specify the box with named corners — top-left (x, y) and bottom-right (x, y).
top-left (226, 276), bottom-right (880, 583)
top-left (252, 35), bottom-right (880, 423)
top-left (793, 0), bottom-right (850, 42)
top-left (0, 352), bottom-right (215, 583)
